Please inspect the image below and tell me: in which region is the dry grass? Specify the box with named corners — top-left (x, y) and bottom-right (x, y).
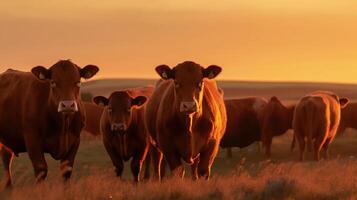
top-left (1, 131), bottom-right (357, 199)
top-left (1, 160), bottom-right (357, 200)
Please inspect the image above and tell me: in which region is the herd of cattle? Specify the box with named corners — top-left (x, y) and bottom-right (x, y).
top-left (0, 60), bottom-right (356, 187)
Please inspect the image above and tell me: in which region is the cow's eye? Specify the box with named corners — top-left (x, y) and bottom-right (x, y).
top-left (76, 81), bottom-right (81, 87)
top-left (50, 80), bottom-right (57, 88)
top-left (175, 81), bottom-right (180, 89)
top-left (128, 108), bottom-right (131, 112)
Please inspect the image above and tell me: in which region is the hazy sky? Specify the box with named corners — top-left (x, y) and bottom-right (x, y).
top-left (1, 1), bottom-right (357, 83)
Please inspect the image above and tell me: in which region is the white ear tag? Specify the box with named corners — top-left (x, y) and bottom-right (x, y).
top-left (208, 71), bottom-right (215, 79)
top-left (162, 72), bottom-right (168, 79)
top-left (39, 72), bottom-right (46, 80)
top-left (99, 102), bottom-right (105, 106)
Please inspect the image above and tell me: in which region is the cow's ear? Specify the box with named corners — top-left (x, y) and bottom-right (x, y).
top-left (339, 98), bottom-right (349, 108)
top-left (155, 65), bottom-right (174, 80)
top-left (203, 65), bottom-right (222, 79)
top-left (31, 66), bottom-right (51, 80)
top-left (93, 96), bottom-right (109, 106)
top-left (131, 96), bottom-right (147, 107)
top-left (80, 65), bottom-right (99, 79)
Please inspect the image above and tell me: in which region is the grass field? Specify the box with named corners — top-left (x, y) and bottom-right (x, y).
top-left (2, 79), bottom-right (357, 199)
top-left (1, 130), bottom-right (357, 199)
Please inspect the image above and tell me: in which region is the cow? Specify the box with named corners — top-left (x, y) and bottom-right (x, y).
top-left (293, 91), bottom-right (349, 161)
top-left (260, 96), bottom-right (295, 157)
top-left (220, 97), bottom-right (267, 158)
top-left (338, 102), bottom-right (357, 135)
top-left (145, 61), bottom-right (227, 180)
top-left (0, 60), bottom-right (98, 188)
top-left (83, 102), bottom-right (104, 136)
top-left (221, 96), bottom-right (295, 158)
top-left (93, 87), bottom-right (153, 182)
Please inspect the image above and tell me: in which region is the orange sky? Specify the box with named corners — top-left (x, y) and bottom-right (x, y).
top-left (1, 1), bottom-right (357, 83)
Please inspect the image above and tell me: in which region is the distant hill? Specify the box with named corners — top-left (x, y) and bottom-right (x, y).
top-left (82, 78), bottom-right (357, 101)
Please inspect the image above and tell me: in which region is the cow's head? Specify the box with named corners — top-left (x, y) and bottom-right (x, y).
top-left (155, 61), bottom-right (221, 115)
top-left (264, 96), bottom-right (295, 132)
top-left (93, 91), bottom-right (147, 133)
top-left (31, 60), bottom-right (99, 114)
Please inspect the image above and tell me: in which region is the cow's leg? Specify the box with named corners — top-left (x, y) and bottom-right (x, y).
top-left (60, 138), bottom-right (80, 181)
top-left (0, 146), bottom-right (14, 188)
top-left (24, 134), bottom-right (48, 183)
top-left (290, 135), bottom-right (296, 153)
top-left (264, 137), bottom-right (273, 158)
top-left (104, 142), bottom-right (124, 177)
top-left (130, 156), bottom-right (143, 182)
top-left (190, 157), bottom-right (199, 180)
top-left (313, 134), bottom-right (327, 161)
top-left (142, 152), bottom-right (151, 180)
top-left (131, 146), bottom-right (148, 182)
top-left (165, 153), bottom-right (184, 178)
top-left (321, 138), bottom-right (332, 159)
top-left (197, 141), bottom-right (219, 180)
top-left (226, 148), bottom-right (233, 159)
top-left (295, 133), bottom-right (305, 161)
top-left (151, 147), bottom-right (163, 180)
top-left (160, 158), bottom-right (167, 179)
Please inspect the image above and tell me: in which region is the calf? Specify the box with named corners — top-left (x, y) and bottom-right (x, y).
top-left (93, 87), bottom-right (153, 182)
top-left (293, 91), bottom-right (349, 161)
top-left (0, 60), bottom-right (98, 187)
top-left (145, 61), bottom-right (227, 180)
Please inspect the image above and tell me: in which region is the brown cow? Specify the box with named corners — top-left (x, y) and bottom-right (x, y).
top-left (293, 91), bottom-right (349, 161)
top-left (220, 97), bottom-right (267, 157)
top-left (260, 96), bottom-right (295, 157)
top-left (221, 96), bottom-right (295, 158)
top-left (0, 60), bottom-right (98, 188)
top-left (93, 87), bottom-right (153, 182)
top-left (338, 102), bottom-right (357, 135)
top-left (83, 102), bottom-right (104, 136)
top-left (145, 61), bottom-right (227, 180)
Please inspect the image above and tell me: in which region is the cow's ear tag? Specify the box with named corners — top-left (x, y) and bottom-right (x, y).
top-left (208, 71), bottom-right (215, 79)
top-left (39, 72), bottom-right (46, 80)
top-left (99, 102), bottom-right (105, 106)
top-left (162, 72), bottom-right (168, 79)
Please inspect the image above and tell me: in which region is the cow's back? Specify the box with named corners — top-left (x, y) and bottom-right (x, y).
top-left (293, 94), bottom-right (330, 139)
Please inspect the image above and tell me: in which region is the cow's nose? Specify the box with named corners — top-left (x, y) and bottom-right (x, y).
top-left (111, 123), bottom-right (126, 131)
top-left (180, 101), bottom-right (198, 114)
top-left (58, 100), bottom-right (78, 113)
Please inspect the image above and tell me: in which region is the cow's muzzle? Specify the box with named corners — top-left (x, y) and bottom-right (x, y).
top-left (180, 101), bottom-right (198, 114)
top-left (111, 123), bottom-right (127, 132)
top-left (58, 100), bottom-right (78, 113)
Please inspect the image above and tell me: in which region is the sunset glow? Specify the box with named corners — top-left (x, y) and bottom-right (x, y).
top-left (1, 1), bottom-right (357, 83)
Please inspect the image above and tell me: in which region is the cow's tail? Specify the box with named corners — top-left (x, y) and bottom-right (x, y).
top-left (303, 99), bottom-right (316, 152)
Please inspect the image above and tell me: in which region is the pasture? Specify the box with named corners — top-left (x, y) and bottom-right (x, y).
top-left (2, 79), bottom-right (357, 199)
